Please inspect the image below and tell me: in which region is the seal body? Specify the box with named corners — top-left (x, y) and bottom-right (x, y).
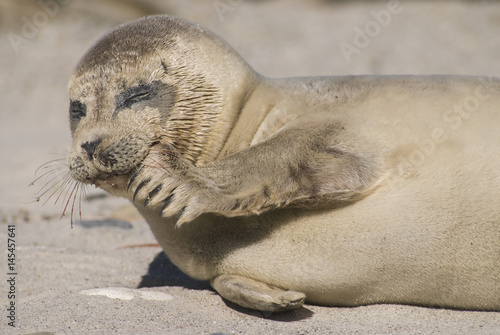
top-left (67, 15), bottom-right (500, 312)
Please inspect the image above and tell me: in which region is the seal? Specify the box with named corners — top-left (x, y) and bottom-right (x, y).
top-left (66, 15), bottom-right (500, 312)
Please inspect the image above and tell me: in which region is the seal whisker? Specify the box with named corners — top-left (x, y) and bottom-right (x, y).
top-left (60, 179), bottom-right (79, 220)
top-left (69, 181), bottom-right (85, 228)
top-left (52, 176), bottom-right (76, 208)
top-left (55, 174), bottom-right (79, 206)
top-left (36, 172), bottom-right (66, 195)
top-left (37, 173), bottom-right (72, 206)
top-left (69, 183), bottom-right (78, 228)
top-left (33, 158), bottom-right (66, 175)
top-left (30, 165), bottom-right (67, 186)
top-left (31, 159), bottom-right (67, 188)
top-left (32, 158), bottom-right (67, 182)
top-left (35, 175), bottom-right (64, 202)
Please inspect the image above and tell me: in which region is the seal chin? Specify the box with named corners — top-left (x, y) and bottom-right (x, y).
top-left (92, 174), bottom-right (131, 197)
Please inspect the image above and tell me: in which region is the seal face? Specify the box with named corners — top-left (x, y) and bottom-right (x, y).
top-left (63, 15), bottom-right (500, 313)
top-left (68, 74), bottom-right (174, 184)
top-left (68, 18), bottom-right (223, 192)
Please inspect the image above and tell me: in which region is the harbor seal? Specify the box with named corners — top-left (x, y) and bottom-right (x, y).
top-left (66, 15), bottom-right (500, 312)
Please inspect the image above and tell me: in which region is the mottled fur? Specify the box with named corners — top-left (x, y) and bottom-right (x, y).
top-left (67, 16), bottom-right (500, 312)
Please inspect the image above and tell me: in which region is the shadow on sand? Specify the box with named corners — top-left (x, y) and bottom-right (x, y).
top-left (138, 251), bottom-right (314, 321)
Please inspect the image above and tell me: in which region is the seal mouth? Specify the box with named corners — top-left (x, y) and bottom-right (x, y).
top-left (88, 172), bottom-right (133, 196)
top-left (91, 173), bottom-right (114, 185)
top-left (69, 137), bottom-right (162, 185)
top-left (85, 140), bottom-right (166, 194)
top-left (92, 176), bottom-right (119, 189)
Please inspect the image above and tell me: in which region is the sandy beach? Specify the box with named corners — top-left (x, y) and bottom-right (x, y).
top-left (1, 0), bottom-right (499, 333)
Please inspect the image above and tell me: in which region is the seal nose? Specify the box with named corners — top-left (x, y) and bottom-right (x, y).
top-left (81, 138), bottom-right (102, 160)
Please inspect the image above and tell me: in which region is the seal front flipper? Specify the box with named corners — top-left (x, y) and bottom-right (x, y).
top-left (200, 120), bottom-right (380, 216)
top-left (128, 145), bottom-right (261, 227)
top-left (131, 121), bottom-right (379, 226)
top-left (211, 274), bottom-right (306, 312)
top-left (127, 144), bottom-right (231, 226)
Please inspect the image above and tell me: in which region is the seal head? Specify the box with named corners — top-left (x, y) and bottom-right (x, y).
top-left (67, 15), bottom-right (257, 196)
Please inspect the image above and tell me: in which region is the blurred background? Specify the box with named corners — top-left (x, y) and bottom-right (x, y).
top-left (1, 0), bottom-right (500, 221)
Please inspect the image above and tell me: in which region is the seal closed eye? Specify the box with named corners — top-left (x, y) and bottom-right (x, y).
top-left (116, 81), bottom-right (158, 110)
top-left (65, 15), bottom-right (500, 313)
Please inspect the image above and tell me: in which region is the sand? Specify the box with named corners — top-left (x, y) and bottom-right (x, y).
top-left (1, 0), bottom-right (499, 333)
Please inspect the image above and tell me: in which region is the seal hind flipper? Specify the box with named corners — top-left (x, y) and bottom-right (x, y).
top-left (211, 274), bottom-right (306, 313)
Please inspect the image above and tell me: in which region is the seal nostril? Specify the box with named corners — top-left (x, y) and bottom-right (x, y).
top-left (81, 138), bottom-right (102, 160)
